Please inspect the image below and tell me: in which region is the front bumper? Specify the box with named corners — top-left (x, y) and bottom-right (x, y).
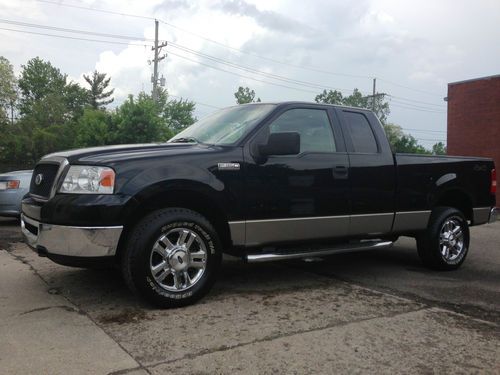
top-left (21, 214), bottom-right (123, 258)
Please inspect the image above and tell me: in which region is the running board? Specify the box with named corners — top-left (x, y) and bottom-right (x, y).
top-left (245, 240), bottom-right (393, 263)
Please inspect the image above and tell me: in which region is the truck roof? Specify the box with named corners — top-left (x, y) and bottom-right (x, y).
top-left (234, 101), bottom-right (374, 113)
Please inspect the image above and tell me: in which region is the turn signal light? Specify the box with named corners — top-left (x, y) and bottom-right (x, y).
top-left (492, 169), bottom-right (497, 195)
top-left (0, 180), bottom-right (20, 190)
top-left (7, 180), bottom-right (20, 189)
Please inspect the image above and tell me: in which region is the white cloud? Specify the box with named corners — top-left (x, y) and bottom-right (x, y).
top-left (1, 0), bottom-right (499, 136)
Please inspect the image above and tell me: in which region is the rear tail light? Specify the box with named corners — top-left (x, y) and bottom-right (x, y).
top-left (492, 169), bottom-right (497, 195)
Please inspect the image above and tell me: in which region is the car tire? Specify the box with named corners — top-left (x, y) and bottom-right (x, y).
top-left (121, 208), bottom-right (222, 308)
top-left (416, 206), bottom-right (470, 270)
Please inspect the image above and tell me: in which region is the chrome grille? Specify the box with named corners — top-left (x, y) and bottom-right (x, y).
top-left (30, 163), bottom-right (60, 199)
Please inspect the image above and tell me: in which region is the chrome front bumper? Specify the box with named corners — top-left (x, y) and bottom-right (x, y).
top-left (21, 215), bottom-right (123, 257)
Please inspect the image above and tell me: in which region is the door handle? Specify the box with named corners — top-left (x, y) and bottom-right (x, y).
top-left (333, 165), bottom-right (348, 179)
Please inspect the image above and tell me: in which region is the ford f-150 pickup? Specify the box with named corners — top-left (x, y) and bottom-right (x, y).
top-left (21, 102), bottom-right (497, 307)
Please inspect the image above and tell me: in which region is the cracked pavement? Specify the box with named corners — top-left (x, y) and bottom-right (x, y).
top-left (0, 217), bottom-right (499, 374)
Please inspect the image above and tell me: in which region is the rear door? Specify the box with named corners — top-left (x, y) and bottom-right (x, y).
top-left (336, 108), bottom-right (396, 236)
top-left (241, 104), bottom-right (351, 246)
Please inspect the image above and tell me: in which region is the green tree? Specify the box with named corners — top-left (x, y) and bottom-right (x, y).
top-left (392, 135), bottom-right (428, 154)
top-left (17, 57), bottom-right (66, 116)
top-left (383, 123), bottom-right (405, 151)
top-left (432, 141), bottom-right (447, 155)
top-left (0, 56), bottom-right (17, 125)
top-left (163, 97), bottom-right (197, 133)
top-left (17, 57), bottom-right (88, 126)
top-left (83, 70), bottom-right (114, 109)
top-left (112, 92), bottom-right (171, 144)
top-left (6, 58), bottom-right (90, 164)
top-left (315, 88), bottom-right (390, 124)
top-left (74, 108), bottom-right (113, 147)
top-left (314, 89), bottom-right (343, 105)
top-left (234, 86), bottom-right (261, 104)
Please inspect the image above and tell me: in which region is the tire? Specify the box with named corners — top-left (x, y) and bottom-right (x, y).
top-left (121, 208), bottom-right (222, 308)
top-left (416, 207), bottom-right (470, 270)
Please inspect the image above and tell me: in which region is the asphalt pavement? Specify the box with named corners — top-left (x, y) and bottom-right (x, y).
top-left (0, 217), bottom-right (499, 374)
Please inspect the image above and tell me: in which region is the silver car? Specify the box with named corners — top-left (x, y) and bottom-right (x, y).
top-left (0, 170), bottom-right (33, 217)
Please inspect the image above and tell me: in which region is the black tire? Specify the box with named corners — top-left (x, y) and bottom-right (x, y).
top-left (121, 208), bottom-right (222, 308)
top-left (416, 207), bottom-right (470, 270)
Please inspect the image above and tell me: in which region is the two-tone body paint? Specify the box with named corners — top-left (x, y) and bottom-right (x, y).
top-left (22, 102), bottom-right (496, 251)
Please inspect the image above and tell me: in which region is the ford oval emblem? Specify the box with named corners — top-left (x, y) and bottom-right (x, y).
top-left (35, 173), bottom-right (44, 186)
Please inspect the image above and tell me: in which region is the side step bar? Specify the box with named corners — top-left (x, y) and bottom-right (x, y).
top-left (245, 240), bottom-right (393, 263)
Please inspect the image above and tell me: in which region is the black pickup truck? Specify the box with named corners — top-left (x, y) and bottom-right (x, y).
top-left (21, 102), bottom-right (497, 307)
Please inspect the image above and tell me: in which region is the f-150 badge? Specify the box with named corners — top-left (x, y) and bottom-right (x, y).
top-left (218, 163), bottom-right (240, 171)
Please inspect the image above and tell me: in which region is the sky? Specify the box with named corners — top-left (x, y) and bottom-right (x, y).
top-left (1, 0), bottom-right (500, 148)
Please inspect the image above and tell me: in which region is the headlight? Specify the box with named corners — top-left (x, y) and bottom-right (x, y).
top-left (59, 166), bottom-right (115, 194)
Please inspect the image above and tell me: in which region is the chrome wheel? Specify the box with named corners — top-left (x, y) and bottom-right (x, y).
top-left (149, 228), bottom-right (207, 292)
top-left (439, 218), bottom-right (465, 262)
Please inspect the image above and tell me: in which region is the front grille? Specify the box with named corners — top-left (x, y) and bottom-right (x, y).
top-left (30, 163), bottom-right (60, 199)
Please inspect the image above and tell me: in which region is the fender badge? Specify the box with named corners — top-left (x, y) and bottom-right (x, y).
top-left (218, 162), bottom-right (240, 171)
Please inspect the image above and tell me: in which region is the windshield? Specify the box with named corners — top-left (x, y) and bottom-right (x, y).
top-left (168, 104), bottom-right (276, 145)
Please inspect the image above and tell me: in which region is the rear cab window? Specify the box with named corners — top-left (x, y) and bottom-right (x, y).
top-left (343, 111), bottom-right (379, 153)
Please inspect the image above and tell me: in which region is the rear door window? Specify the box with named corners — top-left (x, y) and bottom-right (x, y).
top-left (343, 111), bottom-right (378, 153)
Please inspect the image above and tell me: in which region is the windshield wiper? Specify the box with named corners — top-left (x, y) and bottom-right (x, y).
top-left (169, 137), bottom-right (200, 143)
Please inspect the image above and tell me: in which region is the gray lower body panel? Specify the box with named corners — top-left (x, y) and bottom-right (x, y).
top-left (473, 207), bottom-right (493, 225)
top-left (392, 210), bottom-right (431, 232)
top-left (231, 215), bottom-right (350, 247)
top-left (229, 210), bottom-right (437, 247)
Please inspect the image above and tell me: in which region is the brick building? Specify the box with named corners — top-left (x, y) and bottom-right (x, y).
top-left (447, 74), bottom-right (500, 204)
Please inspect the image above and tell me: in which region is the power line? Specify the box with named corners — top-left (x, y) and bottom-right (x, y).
top-left (35, 0), bottom-right (154, 21)
top-left (0, 27), bottom-right (447, 115)
top-left (0, 18), bottom-right (357, 95)
top-left (390, 100), bottom-right (446, 112)
top-left (0, 18), bottom-right (155, 42)
top-left (388, 94), bottom-right (445, 108)
top-left (2, 15), bottom-right (445, 108)
top-left (34, 0), bottom-right (443, 99)
top-left (0, 26), bottom-right (151, 47)
top-left (401, 128), bottom-right (446, 134)
top-left (390, 102), bottom-right (446, 114)
top-left (2, 15), bottom-right (447, 114)
top-left (169, 95), bottom-right (222, 109)
top-left (378, 78), bottom-right (443, 97)
top-left (169, 42), bottom-right (355, 94)
top-left (167, 50), bottom-right (322, 95)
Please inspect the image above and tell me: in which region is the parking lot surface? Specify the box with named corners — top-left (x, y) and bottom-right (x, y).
top-left (1, 217), bottom-right (499, 374)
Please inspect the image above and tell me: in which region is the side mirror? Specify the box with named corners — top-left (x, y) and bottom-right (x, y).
top-left (259, 132), bottom-right (300, 156)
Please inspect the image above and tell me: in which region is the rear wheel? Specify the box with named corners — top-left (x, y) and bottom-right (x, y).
top-left (416, 207), bottom-right (470, 270)
top-left (121, 208), bottom-right (222, 307)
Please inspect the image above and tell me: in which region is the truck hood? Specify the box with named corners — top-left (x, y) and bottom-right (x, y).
top-left (42, 143), bottom-right (217, 165)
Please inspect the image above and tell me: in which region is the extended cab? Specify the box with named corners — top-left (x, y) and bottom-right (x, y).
top-left (21, 102), bottom-right (497, 307)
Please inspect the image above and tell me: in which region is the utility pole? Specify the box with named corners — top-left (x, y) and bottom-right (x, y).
top-left (10, 99), bottom-right (14, 125)
top-left (365, 77), bottom-right (386, 115)
top-left (151, 19), bottom-right (167, 103)
top-left (372, 78), bottom-right (376, 111)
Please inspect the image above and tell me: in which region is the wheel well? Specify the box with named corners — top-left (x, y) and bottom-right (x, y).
top-left (116, 190), bottom-right (232, 259)
top-left (434, 190), bottom-right (473, 221)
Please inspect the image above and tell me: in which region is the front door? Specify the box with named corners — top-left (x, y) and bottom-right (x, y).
top-left (242, 105), bottom-right (350, 247)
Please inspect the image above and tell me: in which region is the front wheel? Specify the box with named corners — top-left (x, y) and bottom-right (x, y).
top-left (121, 208), bottom-right (222, 308)
top-left (416, 207), bottom-right (470, 270)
